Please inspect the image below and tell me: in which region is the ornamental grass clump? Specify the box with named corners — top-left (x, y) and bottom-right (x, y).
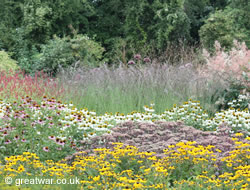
top-left (56, 62), bottom-right (225, 115)
top-left (199, 40), bottom-right (250, 110)
top-left (202, 40), bottom-right (250, 86)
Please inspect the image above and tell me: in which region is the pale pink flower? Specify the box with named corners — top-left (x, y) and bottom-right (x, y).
top-left (201, 40), bottom-right (250, 87)
top-left (128, 60), bottom-right (135, 65)
top-left (43, 146), bottom-right (49, 152)
top-left (48, 135), bottom-right (55, 140)
top-left (134, 54), bottom-right (141, 60)
top-left (143, 57), bottom-right (151, 63)
top-left (4, 139), bottom-right (11, 144)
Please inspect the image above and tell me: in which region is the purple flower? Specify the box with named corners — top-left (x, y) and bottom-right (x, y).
top-left (143, 57), bottom-right (151, 63)
top-left (3, 131), bottom-right (8, 136)
top-left (21, 138), bottom-right (27, 142)
top-left (134, 54), bottom-right (141, 60)
top-left (48, 105), bottom-right (55, 110)
top-left (128, 60), bottom-right (135, 65)
top-left (43, 146), bottom-right (49, 152)
top-left (37, 119), bottom-right (44, 125)
top-left (14, 135), bottom-right (19, 140)
top-left (43, 96), bottom-right (47, 101)
top-left (49, 122), bottom-right (54, 127)
top-left (58, 140), bottom-right (65, 146)
top-left (48, 135), bottom-right (55, 140)
top-left (4, 139), bottom-right (11, 144)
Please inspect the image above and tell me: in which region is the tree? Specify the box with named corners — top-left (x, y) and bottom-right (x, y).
top-left (199, 0), bottom-right (250, 50)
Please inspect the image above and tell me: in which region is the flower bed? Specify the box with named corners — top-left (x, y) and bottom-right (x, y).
top-left (0, 96), bottom-right (249, 189)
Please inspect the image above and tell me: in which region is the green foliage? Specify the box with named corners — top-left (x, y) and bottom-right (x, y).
top-left (183, 0), bottom-right (212, 41)
top-left (22, 0), bottom-right (52, 44)
top-left (70, 34), bottom-right (105, 67)
top-left (35, 34), bottom-right (104, 75)
top-left (150, 0), bottom-right (190, 46)
top-left (214, 82), bottom-right (247, 111)
top-left (0, 0), bottom-right (96, 74)
top-left (0, 0), bottom-right (248, 66)
top-left (199, 4), bottom-right (250, 50)
top-left (91, 0), bottom-right (192, 62)
top-left (0, 24), bottom-right (14, 51)
top-left (46, 0), bottom-right (95, 36)
top-left (8, 27), bottom-right (39, 74)
top-left (0, 51), bottom-right (20, 71)
top-left (34, 36), bottom-right (74, 74)
top-left (213, 70), bottom-right (250, 112)
top-left (1, 0), bottom-right (95, 47)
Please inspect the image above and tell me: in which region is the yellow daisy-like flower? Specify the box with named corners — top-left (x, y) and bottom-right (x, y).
top-left (17, 165), bottom-right (25, 173)
top-left (235, 133), bottom-right (244, 137)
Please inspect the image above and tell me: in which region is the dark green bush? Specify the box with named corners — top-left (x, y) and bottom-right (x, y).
top-left (35, 34), bottom-right (105, 75)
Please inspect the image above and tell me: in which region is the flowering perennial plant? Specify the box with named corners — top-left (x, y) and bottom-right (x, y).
top-left (0, 138), bottom-right (249, 189)
top-left (0, 96), bottom-right (249, 163)
top-left (202, 40), bottom-right (250, 87)
top-left (0, 70), bottom-right (65, 102)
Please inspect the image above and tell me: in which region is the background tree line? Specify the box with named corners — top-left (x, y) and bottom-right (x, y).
top-left (0, 0), bottom-right (249, 75)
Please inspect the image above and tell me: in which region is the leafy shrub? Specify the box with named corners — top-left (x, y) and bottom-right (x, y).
top-left (70, 34), bottom-right (105, 67)
top-left (34, 35), bottom-right (74, 74)
top-left (35, 34), bottom-right (105, 75)
top-left (0, 51), bottom-right (20, 72)
top-left (199, 7), bottom-right (249, 51)
top-left (8, 27), bottom-right (40, 74)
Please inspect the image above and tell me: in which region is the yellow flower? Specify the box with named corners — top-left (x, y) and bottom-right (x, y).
top-left (168, 166), bottom-right (175, 170)
top-left (232, 138), bottom-right (239, 141)
top-left (17, 165), bottom-right (25, 173)
top-left (144, 168), bottom-right (151, 174)
top-left (168, 145), bottom-right (175, 148)
top-left (216, 149), bottom-right (222, 153)
top-left (133, 182), bottom-right (143, 188)
top-left (241, 183), bottom-right (248, 188)
top-left (155, 167), bottom-right (167, 173)
top-left (235, 133), bottom-right (243, 137)
top-left (93, 175), bottom-right (100, 182)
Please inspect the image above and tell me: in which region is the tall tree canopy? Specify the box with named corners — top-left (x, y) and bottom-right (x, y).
top-left (0, 0), bottom-right (248, 73)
